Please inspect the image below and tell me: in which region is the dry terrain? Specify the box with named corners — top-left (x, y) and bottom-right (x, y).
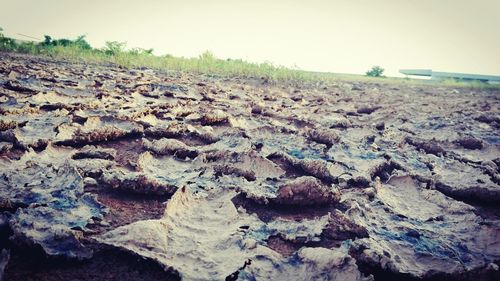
top-left (0, 53), bottom-right (499, 281)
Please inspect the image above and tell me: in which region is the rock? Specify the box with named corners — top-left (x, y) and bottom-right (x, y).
top-left (487, 263), bottom-right (499, 271)
top-left (0, 142), bottom-right (13, 153)
top-left (375, 121), bottom-right (385, 130)
top-left (274, 176), bottom-right (340, 206)
top-left (352, 85), bottom-right (363, 91)
top-left (83, 177), bottom-right (98, 187)
top-left (326, 147), bottom-right (386, 187)
top-left (346, 175), bottom-right (500, 279)
top-left (56, 116), bottom-right (144, 146)
top-left (357, 106), bottom-right (380, 114)
top-left (251, 102), bottom-right (265, 114)
top-left (144, 122), bottom-right (190, 138)
top-left (269, 152), bottom-right (337, 183)
top-left (238, 247), bottom-right (373, 281)
top-left (306, 128), bottom-right (340, 146)
top-left (455, 136), bottom-right (484, 150)
top-left (145, 123), bottom-right (219, 144)
top-left (100, 152), bottom-right (202, 195)
top-left (97, 188), bottom-right (263, 281)
top-left (482, 160), bottom-right (498, 171)
top-left (432, 157), bottom-right (499, 202)
top-left (328, 116), bottom-right (352, 129)
top-left (98, 187), bottom-right (369, 281)
top-left (200, 109), bottom-right (229, 125)
top-left (406, 137), bottom-right (445, 156)
top-left (214, 165), bottom-right (256, 181)
top-left (100, 169), bottom-right (177, 195)
top-left (323, 210), bottom-right (368, 241)
top-left (261, 215), bottom-right (330, 243)
top-left (0, 149), bottom-right (105, 259)
top-left (0, 119), bottom-right (17, 131)
top-left (143, 138), bottom-right (198, 159)
top-left (0, 112), bottom-right (70, 150)
top-left (475, 114), bottom-right (500, 124)
top-left (72, 146), bottom-right (116, 160)
top-left (3, 80), bottom-right (39, 94)
top-left (9, 202), bottom-right (99, 259)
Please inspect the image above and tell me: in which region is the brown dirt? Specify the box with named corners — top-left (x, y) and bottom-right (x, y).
top-left (1, 52), bottom-right (499, 281)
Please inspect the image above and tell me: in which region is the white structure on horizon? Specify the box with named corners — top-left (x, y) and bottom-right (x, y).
top-left (399, 69), bottom-right (500, 84)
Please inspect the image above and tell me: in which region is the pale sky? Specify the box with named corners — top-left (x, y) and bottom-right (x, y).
top-left (2, 0), bottom-right (499, 77)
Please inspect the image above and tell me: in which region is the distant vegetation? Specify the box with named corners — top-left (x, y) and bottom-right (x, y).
top-left (0, 28), bottom-right (497, 88)
top-left (0, 29), bottom-right (314, 81)
top-left (366, 66), bottom-right (385, 77)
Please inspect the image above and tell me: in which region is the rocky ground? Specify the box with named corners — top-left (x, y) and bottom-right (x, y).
top-left (0, 52), bottom-right (499, 281)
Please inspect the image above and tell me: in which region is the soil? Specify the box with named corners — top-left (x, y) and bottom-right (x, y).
top-left (0, 52), bottom-right (499, 281)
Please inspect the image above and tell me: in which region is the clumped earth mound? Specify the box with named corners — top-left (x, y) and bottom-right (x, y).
top-left (0, 53), bottom-right (499, 281)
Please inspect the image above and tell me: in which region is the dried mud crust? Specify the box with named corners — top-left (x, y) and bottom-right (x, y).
top-left (84, 188), bottom-right (169, 232)
top-left (0, 52), bottom-right (499, 280)
top-left (5, 248), bottom-right (180, 281)
top-left (4, 179), bottom-right (172, 281)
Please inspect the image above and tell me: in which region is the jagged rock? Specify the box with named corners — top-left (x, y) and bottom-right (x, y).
top-left (200, 109), bottom-right (229, 125)
top-left (145, 122), bottom-right (219, 144)
top-left (251, 102), bottom-right (265, 114)
top-left (144, 122), bottom-right (190, 138)
top-left (238, 247), bottom-right (373, 281)
top-left (455, 136), bottom-right (484, 150)
top-left (57, 116), bottom-right (143, 146)
top-left (306, 128), bottom-right (340, 146)
top-left (97, 188), bottom-right (263, 280)
top-left (357, 106), bottom-right (380, 114)
top-left (257, 215), bottom-right (330, 243)
top-left (346, 175), bottom-right (500, 279)
top-left (209, 151), bottom-right (285, 180)
top-left (327, 147), bottom-right (386, 187)
top-left (100, 169), bottom-right (177, 195)
top-left (375, 121), bottom-right (385, 130)
top-left (143, 138), bottom-right (198, 158)
top-left (3, 79), bottom-right (40, 94)
top-left (0, 119), bottom-right (17, 131)
top-left (72, 145), bottom-right (116, 160)
top-left (0, 149), bottom-right (106, 259)
top-left (432, 157), bottom-right (499, 202)
top-left (323, 210), bottom-right (368, 241)
top-left (475, 114), bottom-right (500, 124)
top-left (0, 142), bottom-right (12, 153)
top-left (83, 177), bottom-right (98, 187)
top-left (269, 152), bottom-right (337, 182)
top-left (99, 152), bottom-right (202, 195)
top-left (0, 150), bottom-right (85, 209)
top-left (30, 91), bottom-right (89, 110)
top-left (0, 112), bottom-right (70, 149)
top-left (274, 176), bottom-right (340, 206)
top-left (406, 136), bottom-right (445, 156)
top-left (214, 164), bottom-right (257, 181)
top-left (9, 195), bottom-right (103, 259)
top-left (327, 115), bottom-right (352, 129)
top-left (98, 187), bottom-right (367, 281)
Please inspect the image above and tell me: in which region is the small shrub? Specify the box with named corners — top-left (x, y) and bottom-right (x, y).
top-left (104, 41), bottom-right (126, 55)
top-left (0, 27), bottom-right (17, 51)
top-left (40, 34), bottom-right (92, 50)
top-left (129, 48), bottom-right (153, 55)
top-left (366, 66), bottom-right (385, 77)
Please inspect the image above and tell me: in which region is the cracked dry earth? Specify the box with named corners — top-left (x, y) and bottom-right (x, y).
top-left (0, 53), bottom-right (499, 281)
